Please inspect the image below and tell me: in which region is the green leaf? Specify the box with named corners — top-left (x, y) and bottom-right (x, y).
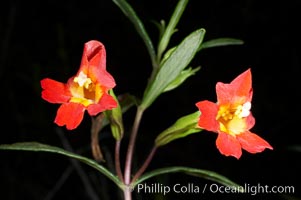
top-left (133, 166), bottom-right (244, 193)
top-left (163, 66), bottom-right (201, 92)
top-left (160, 46), bottom-right (177, 65)
top-left (151, 19), bottom-right (166, 41)
top-left (157, 0), bottom-right (189, 60)
top-left (198, 37), bottom-right (244, 51)
top-left (141, 28), bottom-right (206, 109)
top-left (112, 0), bottom-right (157, 67)
top-left (155, 111), bottom-right (201, 146)
top-left (0, 142), bottom-right (123, 188)
top-left (106, 90), bottom-right (124, 141)
top-left (118, 93), bottom-right (139, 112)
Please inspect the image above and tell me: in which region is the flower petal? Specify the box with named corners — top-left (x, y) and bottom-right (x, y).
top-left (79, 40), bottom-right (116, 88)
top-left (55, 103), bottom-right (85, 130)
top-left (236, 131), bottom-right (273, 154)
top-left (87, 93), bottom-right (117, 116)
top-left (215, 82), bottom-right (233, 105)
top-left (80, 40), bottom-right (106, 71)
top-left (216, 132), bottom-right (242, 159)
top-left (230, 68), bottom-right (252, 97)
top-left (195, 100), bottom-right (219, 131)
top-left (41, 78), bottom-right (71, 103)
top-left (91, 68), bottom-right (116, 89)
top-left (216, 68), bottom-right (253, 105)
top-left (246, 113), bottom-right (255, 130)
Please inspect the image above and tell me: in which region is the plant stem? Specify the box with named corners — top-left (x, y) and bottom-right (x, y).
top-left (91, 114), bottom-right (105, 162)
top-left (131, 146), bottom-right (157, 184)
top-left (123, 187), bottom-right (132, 200)
top-left (115, 140), bottom-right (124, 182)
top-left (124, 107), bottom-right (144, 186)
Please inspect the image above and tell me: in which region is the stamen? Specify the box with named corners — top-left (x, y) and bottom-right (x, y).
top-left (237, 102), bottom-right (251, 118)
top-left (74, 72), bottom-right (92, 88)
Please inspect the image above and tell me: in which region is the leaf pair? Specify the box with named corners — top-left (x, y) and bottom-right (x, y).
top-left (0, 142), bottom-right (243, 192)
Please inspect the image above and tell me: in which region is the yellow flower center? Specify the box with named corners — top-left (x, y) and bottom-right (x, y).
top-left (216, 102), bottom-right (251, 136)
top-left (69, 71), bottom-right (103, 107)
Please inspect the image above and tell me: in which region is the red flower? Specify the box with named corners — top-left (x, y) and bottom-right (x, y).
top-left (196, 69), bottom-right (273, 159)
top-left (41, 40), bottom-right (117, 130)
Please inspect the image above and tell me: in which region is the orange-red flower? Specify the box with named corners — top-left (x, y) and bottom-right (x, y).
top-left (196, 69), bottom-right (273, 159)
top-left (41, 40), bottom-right (117, 130)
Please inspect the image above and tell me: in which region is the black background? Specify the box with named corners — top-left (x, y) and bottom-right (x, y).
top-left (0, 0), bottom-right (300, 200)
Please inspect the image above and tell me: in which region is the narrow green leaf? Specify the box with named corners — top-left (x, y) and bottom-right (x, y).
top-left (141, 28), bottom-right (206, 109)
top-left (155, 111), bottom-right (201, 146)
top-left (151, 19), bottom-right (166, 41)
top-left (160, 46), bottom-right (177, 65)
top-left (133, 166), bottom-right (244, 193)
top-left (198, 37), bottom-right (244, 51)
top-left (163, 67), bottom-right (201, 92)
top-left (157, 0), bottom-right (189, 59)
top-left (0, 142), bottom-right (123, 188)
top-left (118, 93), bottom-right (139, 112)
top-left (157, 128), bottom-right (201, 147)
top-left (112, 0), bottom-right (157, 67)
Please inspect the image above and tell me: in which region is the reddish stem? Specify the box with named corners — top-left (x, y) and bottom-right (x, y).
top-left (131, 146), bottom-right (157, 183)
